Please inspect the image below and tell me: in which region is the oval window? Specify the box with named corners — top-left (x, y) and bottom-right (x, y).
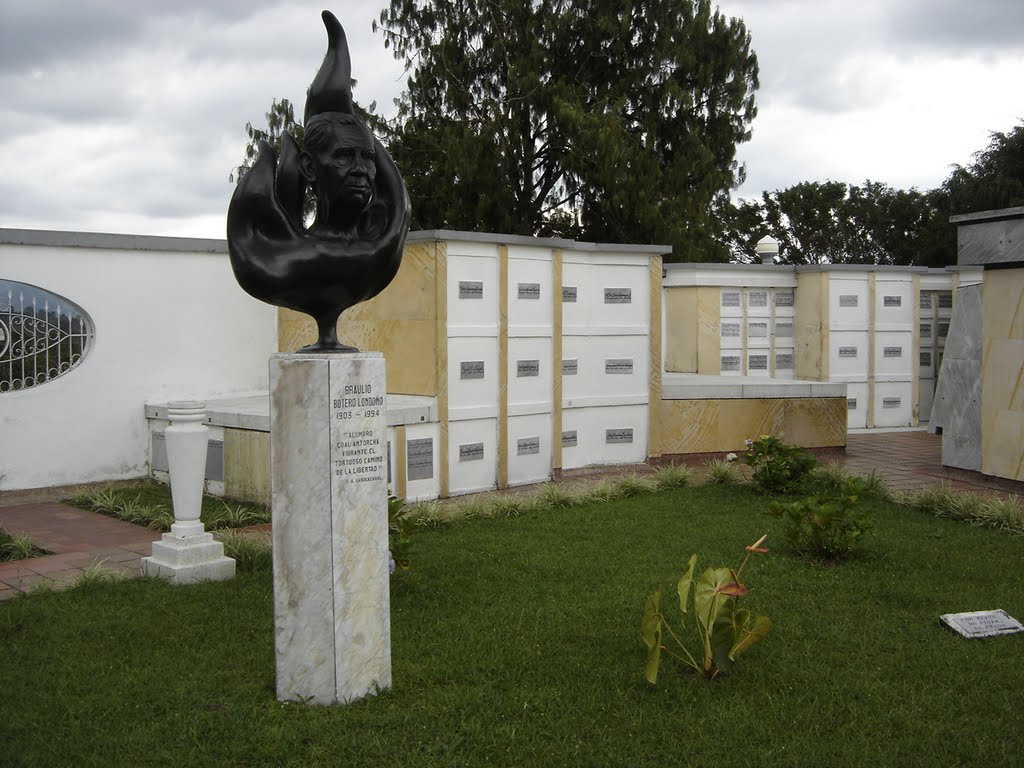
top-left (0, 279), bottom-right (95, 392)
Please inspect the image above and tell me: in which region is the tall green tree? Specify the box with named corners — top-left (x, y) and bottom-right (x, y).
top-left (943, 122), bottom-right (1024, 215)
top-left (375, 0), bottom-right (758, 261)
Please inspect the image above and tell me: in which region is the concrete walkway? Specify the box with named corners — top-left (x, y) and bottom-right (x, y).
top-left (1, 430), bottom-right (1019, 600)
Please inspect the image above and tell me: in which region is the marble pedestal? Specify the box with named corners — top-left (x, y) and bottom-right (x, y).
top-left (142, 402), bottom-right (235, 584)
top-left (270, 353), bottom-right (391, 705)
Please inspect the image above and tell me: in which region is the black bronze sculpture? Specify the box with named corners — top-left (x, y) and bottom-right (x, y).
top-left (227, 10), bottom-right (411, 352)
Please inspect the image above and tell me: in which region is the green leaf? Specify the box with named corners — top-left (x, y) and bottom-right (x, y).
top-left (694, 566), bottom-right (733, 635)
top-left (731, 615), bottom-right (772, 660)
top-left (641, 590), bottom-right (663, 684)
top-left (709, 598), bottom-right (738, 674)
top-left (676, 553), bottom-right (698, 617)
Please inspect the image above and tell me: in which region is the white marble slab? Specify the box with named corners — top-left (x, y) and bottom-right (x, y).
top-left (270, 353), bottom-right (391, 706)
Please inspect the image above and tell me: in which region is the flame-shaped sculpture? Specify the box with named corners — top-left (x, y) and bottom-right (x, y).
top-left (227, 10), bottom-right (411, 352)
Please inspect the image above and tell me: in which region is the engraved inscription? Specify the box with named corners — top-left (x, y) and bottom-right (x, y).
top-left (517, 359), bottom-right (540, 377)
top-left (721, 355), bottom-right (741, 371)
top-left (604, 287), bottom-right (632, 304)
top-left (882, 397), bottom-right (902, 409)
top-left (938, 292), bottom-right (953, 309)
top-left (460, 360), bottom-right (485, 380)
top-left (748, 321), bottom-right (768, 337)
top-left (459, 280), bottom-right (483, 299)
top-left (562, 286), bottom-right (578, 303)
top-left (605, 358), bottom-right (634, 374)
top-left (883, 346), bottom-right (903, 358)
top-left (518, 282), bottom-right (541, 300)
top-left (606, 428), bottom-right (634, 444)
top-left (331, 382), bottom-right (386, 484)
top-left (775, 290), bottom-right (794, 307)
top-left (517, 437), bottom-right (540, 455)
top-left (839, 294), bottom-right (859, 307)
top-left (775, 353), bottom-right (793, 369)
top-left (749, 290), bottom-right (768, 307)
top-left (838, 346), bottom-right (858, 358)
top-left (748, 354), bottom-right (768, 370)
top-left (775, 322), bottom-right (793, 338)
top-left (883, 295), bottom-right (902, 307)
top-left (920, 293), bottom-right (932, 309)
top-left (722, 291), bottom-right (741, 307)
top-left (938, 321), bottom-right (950, 336)
top-left (847, 397), bottom-right (857, 410)
top-left (562, 430), bottom-right (578, 447)
top-left (721, 322), bottom-right (740, 337)
top-left (407, 438), bottom-right (433, 482)
top-left (920, 322), bottom-right (932, 337)
top-left (562, 358), bottom-right (578, 375)
top-left (920, 351), bottom-right (932, 367)
top-left (459, 442), bottom-right (484, 462)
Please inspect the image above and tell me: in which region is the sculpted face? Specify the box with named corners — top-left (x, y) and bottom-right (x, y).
top-left (304, 118), bottom-right (377, 213)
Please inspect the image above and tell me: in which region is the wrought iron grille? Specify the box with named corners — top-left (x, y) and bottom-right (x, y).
top-left (0, 279), bottom-right (95, 392)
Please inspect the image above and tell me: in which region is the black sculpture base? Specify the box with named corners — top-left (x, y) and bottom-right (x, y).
top-left (298, 341), bottom-right (359, 353)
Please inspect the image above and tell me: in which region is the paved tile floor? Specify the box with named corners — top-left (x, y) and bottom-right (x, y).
top-left (1, 430), bottom-right (1019, 600)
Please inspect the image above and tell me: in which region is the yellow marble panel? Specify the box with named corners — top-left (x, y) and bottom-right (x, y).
top-left (664, 287), bottom-right (698, 373)
top-left (656, 398), bottom-right (847, 455)
top-left (696, 287), bottom-right (721, 374)
top-left (794, 272), bottom-right (827, 381)
top-left (648, 256), bottom-right (664, 459)
top-left (982, 409), bottom-right (1024, 481)
top-left (275, 242), bottom-right (442, 395)
top-left (435, 243), bottom-right (449, 498)
top-left (394, 425), bottom-right (408, 500)
top-left (983, 267), bottom-right (1024, 341)
top-left (223, 428), bottom-right (271, 506)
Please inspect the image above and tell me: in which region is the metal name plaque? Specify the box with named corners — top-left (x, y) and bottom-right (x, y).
top-left (721, 322), bottom-right (740, 337)
top-left (884, 295), bottom-right (902, 307)
top-left (606, 428), bottom-right (634, 444)
top-left (920, 323), bottom-right (932, 337)
top-left (406, 438), bottom-right (434, 481)
top-left (920, 352), bottom-right (932, 366)
top-left (459, 280), bottom-right (484, 299)
top-left (882, 397), bottom-right (902, 409)
top-left (562, 286), bottom-right (578, 303)
top-left (776, 353), bottom-right (793, 369)
top-left (939, 292), bottom-right (953, 309)
top-left (517, 437), bottom-right (540, 456)
top-left (748, 354), bottom-right (768, 370)
top-left (518, 282), bottom-right (541, 300)
top-left (775, 290), bottom-right (794, 307)
top-left (748, 321), bottom-right (768, 337)
top-left (460, 360), bottom-right (485, 380)
top-left (775, 322), bottom-right (793, 338)
top-left (517, 359), bottom-right (540, 377)
top-left (562, 430), bottom-right (578, 447)
top-left (562, 358), bottom-right (578, 375)
top-left (940, 610), bottom-right (1024, 639)
top-left (721, 355), bottom-right (740, 372)
top-left (839, 294), bottom-right (859, 307)
top-left (459, 442), bottom-right (485, 462)
top-left (604, 287), bottom-right (632, 304)
top-left (920, 293), bottom-right (933, 309)
top-left (749, 291), bottom-right (768, 307)
top-left (847, 398), bottom-right (857, 410)
top-left (883, 346), bottom-right (903, 358)
top-left (605, 358), bottom-right (633, 375)
top-left (839, 346), bottom-right (858, 358)
top-left (938, 322), bottom-right (950, 336)
top-left (722, 291), bottom-right (741, 307)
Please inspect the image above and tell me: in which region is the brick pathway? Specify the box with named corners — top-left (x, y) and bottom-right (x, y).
top-left (0, 430), bottom-right (1019, 600)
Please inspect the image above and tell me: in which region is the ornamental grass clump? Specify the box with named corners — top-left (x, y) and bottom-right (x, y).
top-left (0, 525), bottom-right (46, 562)
top-left (652, 464), bottom-right (694, 490)
top-left (743, 435), bottom-right (816, 495)
top-left (703, 457), bottom-right (741, 486)
top-left (641, 535), bottom-right (771, 682)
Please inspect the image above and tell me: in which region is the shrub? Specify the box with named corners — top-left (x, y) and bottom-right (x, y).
top-left (743, 435), bottom-right (817, 495)
top-left (768, 476), bottom-right (873, 559)
top-left (703, 458), bottom-right (741, 486)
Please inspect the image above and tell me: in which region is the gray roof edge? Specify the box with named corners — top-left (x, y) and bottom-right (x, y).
top-left (0, 228), bottom-right (227, 253)
top-left (793, 263), bottom-right (932, 273)
top-left (406, 229), bottom-right (672, 254)
top-left (949, 206), bottom-right (1024, 225)
top-left (663, 262), bottom-right (794, 271)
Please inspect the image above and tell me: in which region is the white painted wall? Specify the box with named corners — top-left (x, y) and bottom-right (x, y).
top-left (0, 231), bottom-right (277, 490)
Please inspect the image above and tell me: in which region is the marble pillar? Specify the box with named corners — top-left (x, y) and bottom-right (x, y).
top-left (142, 402), bottom-right (236, 584)
top-left (270, 353), bottom-right (391, 705)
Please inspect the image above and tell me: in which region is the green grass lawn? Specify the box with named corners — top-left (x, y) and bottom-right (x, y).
top-left (2, 484), bottom-right (1022, 767)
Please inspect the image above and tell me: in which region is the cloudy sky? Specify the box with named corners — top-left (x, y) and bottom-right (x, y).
top-left (1, 0), bottom-right (1021, 239)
